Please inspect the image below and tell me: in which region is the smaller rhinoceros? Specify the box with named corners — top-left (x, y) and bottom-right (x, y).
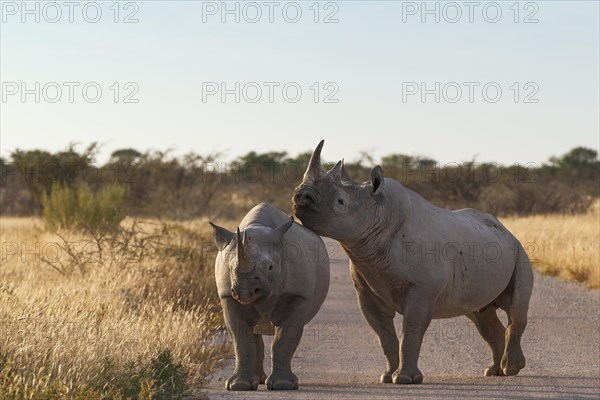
top-left (210, 203), bottom-right (330, 391)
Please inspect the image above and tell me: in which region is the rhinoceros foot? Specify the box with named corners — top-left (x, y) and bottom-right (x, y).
top-left (259, 373), bottom-right (267, 384)
top-left (392, 368), bottom-right (423, 384)
top-left (380, 373), bottom-right (393, 383)
top-left (266, 371), bottom-right (299, 390)
top-left (501, 352), bottom-right (526, 376)
top-left (484, 365), bottom-right (505, 376)
top-left (225, 374), bottom-right (259, 391)
top-left (500, 340), bottom-right (526, 376)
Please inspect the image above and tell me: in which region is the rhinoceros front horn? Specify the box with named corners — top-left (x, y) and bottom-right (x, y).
top-left (303, 140), bottom-right (325, 182)
top-left (236, 227), bottom-right (253, 273)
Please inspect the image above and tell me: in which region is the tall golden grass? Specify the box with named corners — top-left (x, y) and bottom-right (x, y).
top-left (1, 199), bottom-right (598, 397)
top-left (0, 217), bottom-right (228, 399)
top-left (502, 200), bottom-right (600, 289)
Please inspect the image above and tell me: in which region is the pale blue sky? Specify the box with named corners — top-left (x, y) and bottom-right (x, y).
top-left (1, 1), bottom-right (598, 165)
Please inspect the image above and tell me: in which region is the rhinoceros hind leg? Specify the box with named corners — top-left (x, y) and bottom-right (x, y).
top-left (501, 321), bottom-right (527, 376)
top-left (500, 247), bottom-right (533, 376)
top-left (501, 325), bottom-right (527, 376)
top-left (484, 365), bottom-right (505, 376)
top-left (466, 306), bottom-right (506, 377)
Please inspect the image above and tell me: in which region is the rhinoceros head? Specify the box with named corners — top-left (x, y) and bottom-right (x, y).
top-left (209, 218), bottom-right (294, 304)
top-left (292, 140), bottom-right (385, 242)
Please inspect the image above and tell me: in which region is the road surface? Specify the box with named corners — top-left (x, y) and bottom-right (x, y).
top-left (207, 240), bottom-right (600, 399)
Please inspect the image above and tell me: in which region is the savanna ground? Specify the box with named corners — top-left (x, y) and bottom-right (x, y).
top-left (1, 201), bottom-right (598, 398)
top-left (502, 200), bottom-right (600, 289)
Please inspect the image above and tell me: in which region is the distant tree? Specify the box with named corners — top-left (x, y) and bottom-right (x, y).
top-left (0, 157), bottom-right (6, 187)
top-left (237, 151), bottom-right (288, 168)
top-left (381, 154), bottom-right (416, 170)
top-left (416, 158), bottom-right (437, 170)
top-left (549, 147), bottom-right (599, 169)
top-left (380, 154), bottom-right (437, 182)
top-left (287, 151), bottom-right (312, 172)
top-left (235, 151), bottom-right (289, 182)
top-left (9, 143), bottom-right (98, 212)
top-left (110, 148), bottom-right (142, 164)
top-left (355, 150), bottom-right (377, 169)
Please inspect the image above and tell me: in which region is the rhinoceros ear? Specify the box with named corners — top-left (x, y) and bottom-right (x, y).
top-left (370, 165), bottom-right (385, 195)
top-left (209, 222), bottom-right (235, 251)
top-left (274, 217), bottom-right (294, 240)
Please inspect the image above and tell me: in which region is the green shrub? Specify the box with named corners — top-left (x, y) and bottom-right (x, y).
top-left (42, 183), bottom-right (127, 234)
top-left (0, 350), bottom-right (188, 400)
top-left (102, 349), bottom-right (187, 400)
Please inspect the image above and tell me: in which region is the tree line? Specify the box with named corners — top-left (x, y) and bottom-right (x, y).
top-left (1, 144), bottom-right (598, 219)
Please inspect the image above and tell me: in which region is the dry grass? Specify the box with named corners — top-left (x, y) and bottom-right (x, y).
top-left (502, 200), bottom-right (600, 289)
top-left (0, 217), bottom-right (228, 399)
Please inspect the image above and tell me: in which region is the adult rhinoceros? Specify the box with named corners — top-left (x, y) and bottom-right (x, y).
top-left (292, 141), bottom-right (533, 384)
top-left (210, 203), bottom-right (329, 391)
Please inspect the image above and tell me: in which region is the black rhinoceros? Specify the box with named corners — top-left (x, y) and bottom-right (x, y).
top-left (210, 203), bottom-right (329, 391)
top-left (292, 141), bottom-right (533, 384)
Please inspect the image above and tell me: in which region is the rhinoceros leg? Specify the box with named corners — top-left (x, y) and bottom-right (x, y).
top-left (221, 297), bottom-right (261, 391)
top-left (500, 248), bottom-right (533, 376)
top-left (393, 291), bottom-right (434, 385)
top-left (254, 334), bottom-right (267, 384)
top-left (266, 324), bottom-right (301, 390)
top-left (266, 298), bottom-right (308, 390)
top-left (466, 306), bottom-right (506, 376)
top-left (353, 274), bottom-right (399, 383)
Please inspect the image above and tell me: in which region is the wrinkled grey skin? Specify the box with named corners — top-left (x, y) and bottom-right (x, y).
top-left (292, 141), bottom-right (533, 384)
top-left (210, 203), bottom-right (329, 391)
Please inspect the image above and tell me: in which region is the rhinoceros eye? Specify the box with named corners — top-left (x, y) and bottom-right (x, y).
top-left (269, 265), bottom-right (273, 271)
top-left (337, 199), bottom-right (344, 205)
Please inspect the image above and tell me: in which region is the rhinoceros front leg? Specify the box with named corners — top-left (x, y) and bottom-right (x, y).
top-left (255, 334), bottom-right (267, 384)
top-left (266, 323), bottom-right (302, 390)
top-left (394, 291), bottom-right (434, 384)
top-left (355, 286), bottom-right (399, 383)
top-left (221, 297), bottom-right (261, 391)
top-left (266, 298), bottom-right (308, 390)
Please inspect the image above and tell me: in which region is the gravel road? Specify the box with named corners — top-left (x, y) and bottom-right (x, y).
top-left (207, 240), bottom-right (600, 399)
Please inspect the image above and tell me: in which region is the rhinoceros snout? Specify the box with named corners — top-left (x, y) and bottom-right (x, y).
top-left (293, 189), bottom-right (316, 207)
top-left (231, 285), bottom-right (265, 304)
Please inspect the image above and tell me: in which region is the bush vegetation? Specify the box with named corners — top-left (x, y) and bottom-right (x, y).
top-left (0, 217), bottom-right (227, 399)
top-left (41, 183), bottom-right (127, 234)
top-left (1, 144), bottom-right (598, 219)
